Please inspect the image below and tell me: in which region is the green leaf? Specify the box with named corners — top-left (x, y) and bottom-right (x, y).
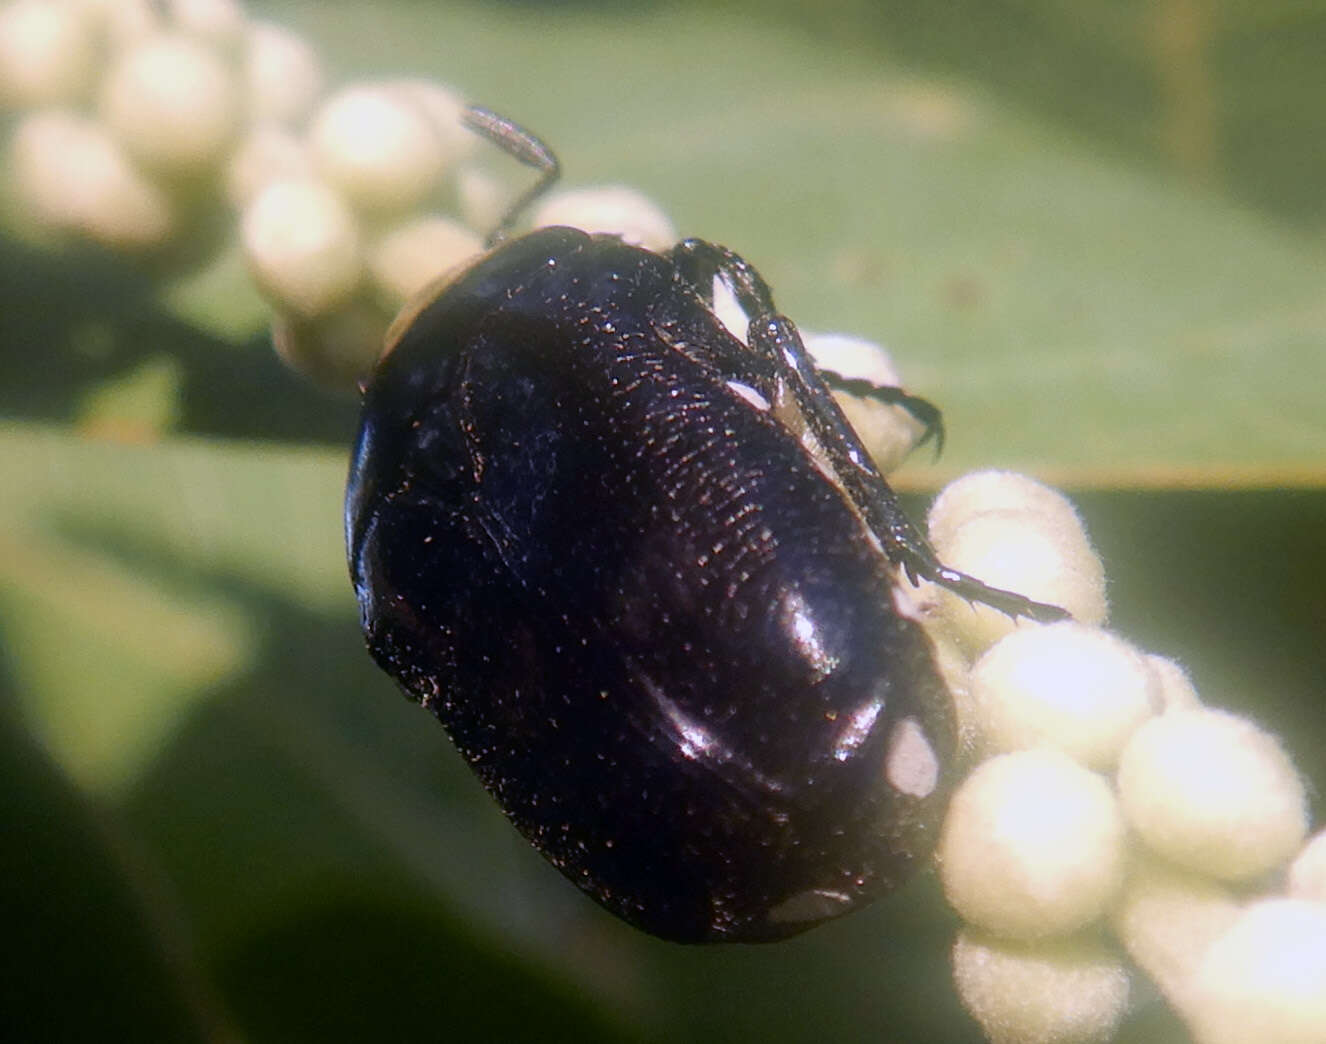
top-left (0, 694), bottom-right (225, 1043)
top-left (260, 0), bottom-right (1326, 484)
top-left (2, 3), bottom-right (1322, 483)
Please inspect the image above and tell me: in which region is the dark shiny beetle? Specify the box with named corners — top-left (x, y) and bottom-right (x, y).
top-left (346, 107), bottom-right (1067, 943)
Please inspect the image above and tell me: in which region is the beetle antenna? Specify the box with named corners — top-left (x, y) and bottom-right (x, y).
top-left (463, 105), bottom-right (561, 246)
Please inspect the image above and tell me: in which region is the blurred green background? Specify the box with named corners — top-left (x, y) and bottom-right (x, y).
top-left (1, 1), bottom-right (1323, 1041)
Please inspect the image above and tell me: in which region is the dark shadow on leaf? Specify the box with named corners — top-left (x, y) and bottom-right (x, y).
top-left (0, 238), bottom-right (360, 445)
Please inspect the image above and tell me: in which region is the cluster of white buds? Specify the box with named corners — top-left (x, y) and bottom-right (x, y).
top-left (0, 0), bottom-right (677, 388)
top-left (919, 470), bottom-right (1324, 1044)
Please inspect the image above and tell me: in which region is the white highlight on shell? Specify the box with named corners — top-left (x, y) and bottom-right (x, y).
top-left (829, 698), bottom-right (883, 764)
top-left (712, 274), bottom-right (748, 345)
top-left (778, 588), bottom-right (838, 680)
top-left (725, 379), bottom-right (771, 412)
top-left (884, 716), bottom-right (939, 797)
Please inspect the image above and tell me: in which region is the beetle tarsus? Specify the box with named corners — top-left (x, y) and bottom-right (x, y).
top-left (905, 554), bottom-right (1071, 623)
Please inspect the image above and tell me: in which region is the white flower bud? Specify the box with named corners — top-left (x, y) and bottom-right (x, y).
top-left (79, 0), bottom-right (160, 48)
top-left (800, 331), bottom-right (925, 473)
top-left (1185, 899), bottom-right (1326, 1044)
top-left (385, 79), bottom-right (474, 162)
top-left (1289, 830), bottom-right (1326, 903)
top-left (369, 215), bottom-right (482, 312)
top-left (1145, 654), bottom-right (1202, 711)
top-left (224, 124), bottom-right (311, 208)
top-left (951, 930), bottom-right (1130, 1044)
top-left (99, 31), bottom-right (241, 176)
top-left (164, 0), bottom-right (245, 48)
top-left (0, 0), bottom-right (96, 107)
top-left (241, 176), bottom-right (362, 320)
top-left (271, 298), bottom-right (390, 391)
top-left (928, 471), bottom-right (1088, 555)
top-left (1109, 853), bottom-right (1241, 1013)
top-left (1117, 708), bottom-right (1308, 881)
top-left (923, 474), bottom-right (1107, 655)
top-left (968, 622), bottom-right (1158, 769)
top-left (531, 184), bottom-right (677, 251)
top-left (9, 108), bottom-right (173, 248)
top-left (455, 163), bottom-right (506, 237)
top-left (309, 83), bottom-right (447, 213)
top-left (938, 750), bottom-right (1125, 939)
top-left (710, 270), bottom-right (747, 344)
top-left (243, 20), bottom-right (323, 125)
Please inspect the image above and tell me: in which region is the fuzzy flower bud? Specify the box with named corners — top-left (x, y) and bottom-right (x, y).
top-left (1117, 708), bottom-right (1308, 881)
top-left (79, 0), bottom-right (160, 49)
top-left (165, 0), bottom-right (245, 49)
top-left (241, 176), bottom-right (363, 320)
top-left (99, 31), bottom-right (241, 176)
top-left (531, 184), bottom-right (677, 251)
top-left (1144, 654), bottom-right (1203, 711)
top-left (224, 124), bottom-right (312, 209)
top-left (368, 215), bottom-right (482, 312)
top-left (967, 622), bottom-right (1159, 769)
top-left (0, 0), bottom-right (96, 107)
top-left (938, 749), bottom-right (1125, 939)
top-left (9, 108), bottom-right (173, 248)
top-left (271, 298), bottom-right (389, 391)
top-left (309, 83), bottom-right (448, 213)
top-left (455, 163), bottom-right (507, 239)
top-left (1185, 899), bottom-right (1326, 1044)
top-left (385, 79), bottom-right (475, 161)
top-left (1110, 853), bottom-right (1241, 1014)
top-left (951, 930), bottom-right (1130, 1044)
top-left (243, 19), bottom-right (323, 125)
top-left (1289, 830), bottom-right (1326, 903)
top-left (924, 472), bottom-right (1108, 654)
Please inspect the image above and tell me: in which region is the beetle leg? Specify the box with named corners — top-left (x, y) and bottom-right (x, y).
top-left (668, 239), bottom-right (778, 317)
top-left (748, 313), bottom-right (1068, 624)
top-left (815, 373), bottom-right (945, 457)
top-left (667, 240), bottom-right (1065, 621)
top-left (671, 241), bottom-right (944, 454)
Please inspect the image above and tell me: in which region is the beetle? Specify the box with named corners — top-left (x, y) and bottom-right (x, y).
top-left (345, 106), bottom-right (1068, 943)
